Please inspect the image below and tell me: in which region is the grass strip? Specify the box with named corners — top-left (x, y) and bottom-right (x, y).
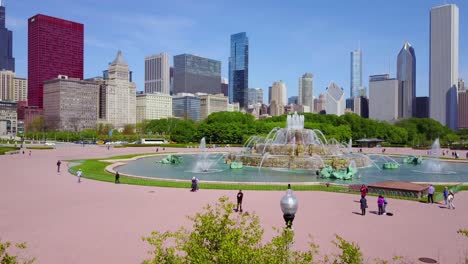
top-left (26, 146), bottom-right (54, 150)
top-left (0, 146), bottom-right (20, 155)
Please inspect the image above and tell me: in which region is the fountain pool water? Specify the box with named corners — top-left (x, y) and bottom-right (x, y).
top-left (114, 115), bottom-right (468, 184)
top-left (413, 138), bottom-right (456, 175)
top-left (115, 155), bottom-right (468, 184)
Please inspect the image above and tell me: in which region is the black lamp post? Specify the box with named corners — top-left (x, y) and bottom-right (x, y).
top-left (280, 184), bottom-right (298, 229)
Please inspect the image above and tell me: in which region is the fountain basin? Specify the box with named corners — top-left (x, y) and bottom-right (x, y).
top-left (114, 154), bottom-right (468, 184)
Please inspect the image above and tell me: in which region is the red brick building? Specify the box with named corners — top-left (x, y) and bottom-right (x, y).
top-left (28, 14), bottom-right (83, 108)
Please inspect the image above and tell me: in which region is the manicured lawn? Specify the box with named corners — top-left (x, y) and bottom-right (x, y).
top-left (68, 158), bottom-right (350, 191)
top-left (26, 146), bottom-right (54, 150)
top-left (101, 153), bottom-right (160, 160)
top-left (0, 146), bottom-right (20, 155)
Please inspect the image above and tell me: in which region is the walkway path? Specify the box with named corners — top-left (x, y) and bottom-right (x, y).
top-left (0, 145), bottom-right (467, 263)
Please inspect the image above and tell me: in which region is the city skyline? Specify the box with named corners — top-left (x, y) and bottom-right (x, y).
top-left (4, 0), bottom-right (468, 100)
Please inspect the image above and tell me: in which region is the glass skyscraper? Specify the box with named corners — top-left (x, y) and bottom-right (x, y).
top-left (0, 1), bottom-right (15, 71)
top-left (229, 32), bottom-right (249, 108)
top-left (298, 73), bottom-right (313, 111)
top-left (350, 49), bottom-right (362, 98)
top-left (173, 54), bottom-right (221, 95)
top-left (397, 42), bottom-right (416, 119)
top-left (429, 4), bottom-right (459, 130)
top-left (172, 94), bottom-right (201, 121)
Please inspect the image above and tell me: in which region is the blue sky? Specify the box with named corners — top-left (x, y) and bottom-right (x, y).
top-left (4, 0), bottom-right (468, 100)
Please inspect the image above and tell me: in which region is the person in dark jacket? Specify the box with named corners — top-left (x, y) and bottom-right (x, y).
top-left (236, 190), bottom-right (244, 212)
top-left (115, 171), bottom-right (120, 184)
top-left (57, 160), bottom-right (62, 172)
top-left (360, 196), bottom-right (367, 215)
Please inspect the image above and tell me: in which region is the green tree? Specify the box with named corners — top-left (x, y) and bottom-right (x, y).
top-left (122, 124), bottom-right (135, 135)
top-left (0, 240), bottom-right (35, 264)
top-left (143, 197), bottom-right (364, 264)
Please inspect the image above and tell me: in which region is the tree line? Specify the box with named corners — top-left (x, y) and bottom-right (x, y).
top-left (24, 112), bottom-right (467, 147)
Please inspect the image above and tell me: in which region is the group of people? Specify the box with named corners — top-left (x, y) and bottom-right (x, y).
top-left (428, 184), bottom-right (455, 209)
top-left (359, 185), bottom-right (388, 216)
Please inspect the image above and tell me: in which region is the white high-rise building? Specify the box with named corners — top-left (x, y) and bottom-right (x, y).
top-left (99, 51), bottom-right (136, 128)
top-left (198, 93), bottom-right (230, 119)
top-left (369, 74), bottom-right (399, 122)
top-left (298, 73), bottom-right (313, 112)
top-left (145, 52), bottom-right (170, 94)
top-left (430, 4), bottom-right (459, 129)
top-left (270, 80), bottom-right (287, 106)
top-left (325, 82), bottom-right (345, 116)
top-left (0, 70), bottom-right (27, 102)
top-left (136, 93), bottom-right (172, 123)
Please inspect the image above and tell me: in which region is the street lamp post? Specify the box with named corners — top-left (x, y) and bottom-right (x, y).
top-left (280, 184), bottom-right (298, 229)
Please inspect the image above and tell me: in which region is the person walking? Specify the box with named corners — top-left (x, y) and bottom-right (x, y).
top-left (383, 197), bottom-right (388, 214)
top-left (447, 192), bottom-right (455, 209)
top-left (443, 186), bottom-right (449, 205)
top-left (377, 195), bottom-right (385, 215)
top-left (360, 184), bottom-right (368, 198)
top-left (191, 177), bottom-right (199, 192)
top-left (427, 184), bottom-right (435, 204)
top-left (57, 160), bottom-right (62, 173)
top-left (115, 171), bottom-right (120, 184)
top-left (236, 190), bottom-right (244, 212)
top-left (29, 150), bottom-right (31, 157)
top-left (77, 169), bottom-right (82, 183)
top-left (360, 196), bottom-right (367, 216)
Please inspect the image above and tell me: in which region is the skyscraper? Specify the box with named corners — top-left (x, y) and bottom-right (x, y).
top-left (369, 74), bottom-right (399, 122)
top-left (248, 88), bottom-right (263, 105)
top-left (229, 32), bottom-right (249, 108)
top-left (28, 14), bottom-right (84, 108)
top-left (173, 54), bottom-right (221, 95)
top-left (172, 93), bottom-right (201, 121)
top-left (270, 80), bottom-right (287, 106)
top-left (0, 0), bottom-right (15, 71)
top-left (298, 73), bottom-right (313, 112)
top-left (429, 4), bottom-right (459, 129)
top-left (145, 52), bottom-right (170, 94)
top-left (99, 51), bottom-right (136, 128)
top-left (350, 49), bottom-right (362, 98)
top-left (397, 42), bottom-right (416, 119)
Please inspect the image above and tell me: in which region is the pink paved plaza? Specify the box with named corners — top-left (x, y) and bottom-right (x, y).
top-left (0, 145), bottom-right (467, 263)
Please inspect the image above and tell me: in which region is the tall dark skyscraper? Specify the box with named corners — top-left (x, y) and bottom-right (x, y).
top-left (0, 0), bottom-right (15, 71)
top-left (397, 42), bottom-right (416, 119)
top-left (173, 54), bottom-right (221, 95)
top-left (229, 32), bottom-right (249, 108)
top-left (28, 14), bottom-right (84, 108)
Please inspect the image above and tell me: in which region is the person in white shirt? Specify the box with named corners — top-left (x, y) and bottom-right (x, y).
top-left (447, 192), bottom-right (455, 209)
top-left (427, 184), bottom-right (435, 204)
top-left (77, 169), bottom-right (82, 183)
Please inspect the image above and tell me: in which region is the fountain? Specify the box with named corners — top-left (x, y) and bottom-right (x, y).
top-left (192, 138), bottom-right (225, 173)
top-left (227, 112), bottom-right (372, 179)
top-left (414, 138), bottom-right (455, 175)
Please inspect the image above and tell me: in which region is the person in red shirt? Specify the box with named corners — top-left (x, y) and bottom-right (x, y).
top-left (360, 184), bottom-right (368, 198)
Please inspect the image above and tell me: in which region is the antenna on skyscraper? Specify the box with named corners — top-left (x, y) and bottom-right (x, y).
top-left (0, 0), bottom-right (4, 7)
